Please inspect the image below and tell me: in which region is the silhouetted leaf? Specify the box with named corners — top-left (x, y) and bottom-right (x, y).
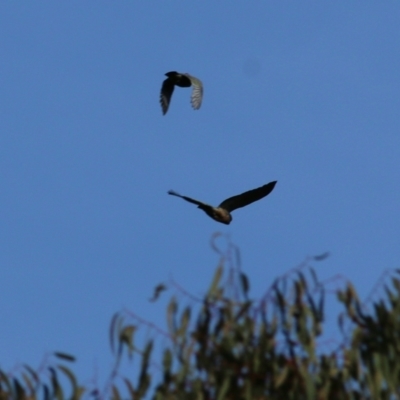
top-left (239, 272), bottom-right (250, 298)
top-left (305, 290), bottom-right (319, 331)
top-left (0, 370), bottom-right (12, 395)
top-left (119, 325), bottom-right (136, 358)
top-left (274, 366), bottom-right (289, 388)
top-left (392, 277), bottom-right (400, 292)
top-left (21, 372), bottom-right (35, 394)
top-left (310, 267), bottom-right (319, 287)
top-left (142, 341), bottom-right (153, 367)
top-left (338, 313), bottom-right (346, 334)
top-left (216, 377), bottom-right (230, 400)
top-left (208, 264), bottom-right (223, 298)
top-left (318, 289), bottom-right (325, 322)
top-left (297, 271), bottom-right (307, 291)
top-left (58, 365), bottom-right (79, 399)
top-left (124, 378), bottom-right (136, 399)
top-left (167, 297), bottom-right (178, 335)
top-left (137, 342), bottom-right (152, 397)
top-left (162, 348), bottom-right (172, 373)
top-left (49, 366), bottom-right (63, 400)
top-left (177, 306), bottom-right (191, 338)
top-left (43, 384), bottom-right (50, 400)
top-left (274, 283), bottom-right (285, 314)
top-left (235, 301), bottom-right (252, 322)
top-left (313, 252), bottom-right (330, 261)
top-left (13, 378), bottom-right (25, 400)
top-left (23, 364), bottom-right (39, 386)
top-left (54, 352), bottom-right (76, 362)
top-left (109, 312), bottom-right (120, 355)
top-left (149, 283), bottom-right (167, 302)
top-left (111, 385), bottom-right (121, 400)
top-left (214, 309), bottom-right (225, 336)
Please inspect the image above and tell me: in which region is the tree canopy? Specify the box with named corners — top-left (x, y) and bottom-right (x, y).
top-left (1, 242), bottom-right (400, 399)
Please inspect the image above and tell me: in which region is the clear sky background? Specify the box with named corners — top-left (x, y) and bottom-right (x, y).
top-left (1, 1), bottom-right (400, 388)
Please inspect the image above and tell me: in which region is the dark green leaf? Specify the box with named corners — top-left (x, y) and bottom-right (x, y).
top-left (43, 384), bottom-right (50, 400)
top-left (235, 301), bottom-right (252, 322)
top-left (119, 325), bottom-right (136, 358)
top-left (240, 272), bottom-right (250, 298)
top-left (310, 267), bottom-right (319, 287)
top-left (58, 365), bottom-right (79, 398)
top-left (216, 377), bottom-right (230, 400)
top-left (111, 385), bottom-right (121, 400)
top-left (109, 312), bottom-right (120, 355)
top-left (13, 378), bottom-right (25, 400)
top-left (208, 265), bottom-right (223, 298)
top-left (313, 252), bottom-right (330, 261)
top-left (149, 283), bottom-right (167, 302)
top-left (167, 297), bottom-right (178, 335)
top-left (124, 378), bottom-right (136, 398)
top-left (54, 352), bottom-right (76, 362)
top-left (21, 373), bottom-right (35, 394)
top-left (49, 366), bottom-right (64, 400)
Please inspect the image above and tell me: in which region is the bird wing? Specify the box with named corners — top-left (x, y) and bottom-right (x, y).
top-left (160, 78), bottom-right (175, 115)
top-left (168, 190), bottom-right (209, 208)
top-left (185, 74), bottom-right (203, 110)
top-left (219, 181), bottom-right (277, 212)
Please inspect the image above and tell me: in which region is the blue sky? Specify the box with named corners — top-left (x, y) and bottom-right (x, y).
top-left (1, 1), bottom-right (400, 387)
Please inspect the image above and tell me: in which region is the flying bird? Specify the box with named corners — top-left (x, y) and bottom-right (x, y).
top-left (168, 181), bottom-right (277, 225)
top-left (160, 71), bottom-right (203, 115)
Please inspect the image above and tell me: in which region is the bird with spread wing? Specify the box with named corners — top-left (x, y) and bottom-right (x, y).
top-left (160, 71), bottom-right (203, 115)
top-left (168, 181), bottom-right (277, 225)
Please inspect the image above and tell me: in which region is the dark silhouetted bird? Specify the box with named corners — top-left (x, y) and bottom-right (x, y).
top-left (168, 181), bottom-right (277, 225)
top-left (160, 71), bottom-right (203, 115)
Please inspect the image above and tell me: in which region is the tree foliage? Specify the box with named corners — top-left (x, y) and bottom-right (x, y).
top-left (2, 244), bottom-right (400, 399)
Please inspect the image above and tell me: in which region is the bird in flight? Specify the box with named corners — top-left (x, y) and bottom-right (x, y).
top-left (168, 181), bottom-right (277, 225)
top-left (160, 71), bottom-right (203, 115)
